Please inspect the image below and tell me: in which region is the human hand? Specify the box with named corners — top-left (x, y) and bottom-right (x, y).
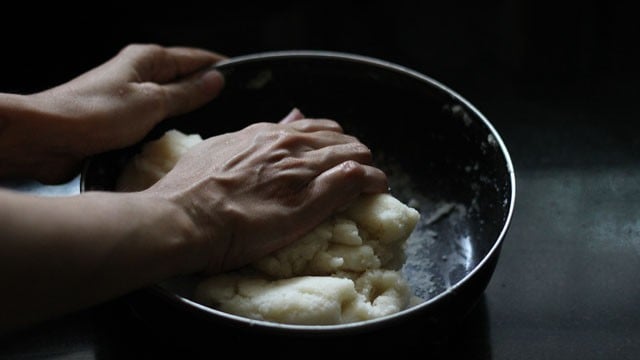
top-left (5, 44), bottom-right (224, 183)
top-left (145, 109), bottom-right (389, 274)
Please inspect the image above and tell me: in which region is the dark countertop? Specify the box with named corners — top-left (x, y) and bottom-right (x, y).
top-left (1, 2), bottom-right (639, 358)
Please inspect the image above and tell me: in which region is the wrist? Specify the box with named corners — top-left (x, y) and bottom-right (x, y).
top-left (132, 192), bottom-right (210, 276)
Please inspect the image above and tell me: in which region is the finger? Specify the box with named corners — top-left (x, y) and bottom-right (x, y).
top-left (152, 68), bottom-right (225, 117)
top-left (319, 162), bottom-right (389, 194)
top-left (279, 108), bottom-right (305, 124)
top-left (162, 46), bottom-right (227, 80)
top-left (125, 44), bottom-right (225, 83)
top-left (298, 142), bottom-right (374, 168)
top-left (286, 119), bottom-right (344, 133)
top-left (299, 161), bottom-right (389, 224)
top-left (273, 142), bottom-right (373, 177)
top-left (168, 46), bottom-right (227, 60)
top-left (272, 131), bottom-right (363, 156)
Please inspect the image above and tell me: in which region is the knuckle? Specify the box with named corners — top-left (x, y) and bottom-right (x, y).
top-left (119, 44), bottom-right (165, 63)
top-left (344, 142), bottom-right (373, 163)
top-left (122, 43), bottom-right (162, 54)
top-left (315, 119), bottom-right (343, 132)
top-left (325, 120), bottom-right (343, 132)
top-left (350, 142), bottom-right (371, 154)
top-left (339, 160), bottom-right (364, 174)
top-left (277, 156), bottom-right (304, 170)
top-left (245, 122), bottom-right (274, 133)
top-left (135, 82), bottom-right (168, 114)
top-left (271, 128), bottom-right (298, 148)
top-left (138, 82), bottom-right (165, 99)
top-left (252, 126), bottom-right (287, 146)
top-left (268, 148), bottom-right (291, 163)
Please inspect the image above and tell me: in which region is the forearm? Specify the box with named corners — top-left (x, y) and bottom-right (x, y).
top-left (0, 93), bottom-right (37, 178)
top-left (0, 189), bottom-right (205, 333)
top-left (0, 93), bottom-right (80, 182)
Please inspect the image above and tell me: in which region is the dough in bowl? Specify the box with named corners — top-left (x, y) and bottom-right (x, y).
top-left (116, 128), bottom-right (421, 325)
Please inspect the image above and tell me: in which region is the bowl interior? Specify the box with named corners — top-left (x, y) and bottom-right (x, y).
top-left (82, 51), bottom-right (514, 333)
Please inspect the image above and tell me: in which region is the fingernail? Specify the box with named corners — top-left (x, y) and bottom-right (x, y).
top-left (201, 68), bottom-right (225, 96)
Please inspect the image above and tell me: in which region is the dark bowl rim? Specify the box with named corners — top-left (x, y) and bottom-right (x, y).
top-left (81, 50), bottom-right (516, 335)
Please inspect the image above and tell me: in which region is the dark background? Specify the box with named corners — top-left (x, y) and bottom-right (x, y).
top-left (2, 2), bottom-right (639, 168)
top-left (1, 2), bottom-right (640, 358)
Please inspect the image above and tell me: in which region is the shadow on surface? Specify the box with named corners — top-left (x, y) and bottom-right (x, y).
top-left (92, 293), bottom-right (492, 358)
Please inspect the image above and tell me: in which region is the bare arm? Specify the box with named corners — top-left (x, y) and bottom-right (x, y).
top-left (0, 189), bottom-right (200, 333)
top-left (0, 45), bottom-right (388, 334)
top-left (0, 43), bottom-right (224, 332)
top-left (0, 44), bottom-right (224, 183)
top-left (0, 118), bottom-right (387, 333)
top-left (0, 110), bottom-right (388, 333)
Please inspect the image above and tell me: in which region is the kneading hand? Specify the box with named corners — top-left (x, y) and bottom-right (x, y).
top-left (145, 109), bottom-right (389, 274)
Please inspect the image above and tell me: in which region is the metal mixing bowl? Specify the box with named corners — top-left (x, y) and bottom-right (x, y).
top-left (81, 50), bottom-right (515, 335)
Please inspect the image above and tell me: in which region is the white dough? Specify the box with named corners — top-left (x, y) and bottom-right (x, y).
top-left (251, 193), bottom-right (420, 278)
top-left (116, 129), bottom-right (203, 191)
top-left (117, 129), bottom-right (421, 325)
top-left (194, 270), bottom-right (411, 325)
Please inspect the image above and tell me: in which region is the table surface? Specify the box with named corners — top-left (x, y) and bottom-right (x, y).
top-left (1, 3), bottom-right (639, 359)
top-left (2, 87), bottom-right (639, 359)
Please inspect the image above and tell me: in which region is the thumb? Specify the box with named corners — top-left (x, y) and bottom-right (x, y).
top-left (160, 68), bottom-right (225, 117)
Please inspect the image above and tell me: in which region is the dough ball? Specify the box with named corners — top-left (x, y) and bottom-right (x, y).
top-left (116, 128), bottom-right (422, 325)
top-left (195, 274), bottom-right (357, 325)
top-left (196, 194), bottom-right (420, 325)
top-left (252, 193), bottom-right (420, 278)
top-left (345, 194), bottom-right (420, 244)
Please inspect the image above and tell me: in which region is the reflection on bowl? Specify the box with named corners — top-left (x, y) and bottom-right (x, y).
top-left (81, 50), bottom-right (515, 335)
